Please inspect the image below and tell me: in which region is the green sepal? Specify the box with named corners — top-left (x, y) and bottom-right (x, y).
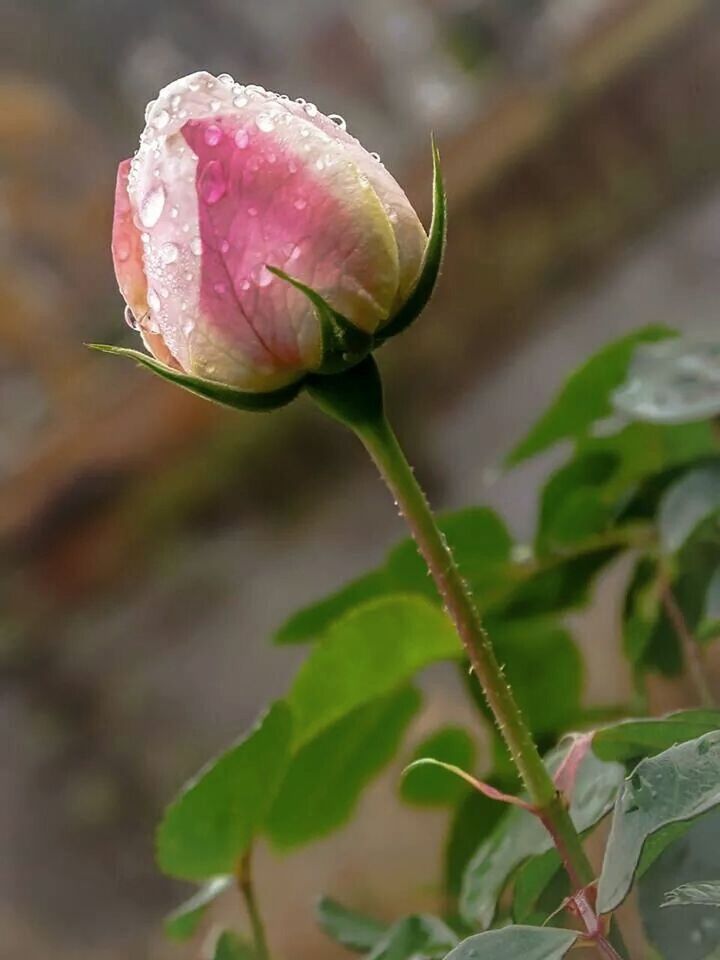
top-left (87, 344), bottom-right (302, 412)
top-left (266, 267), bottom-right (374, 374)
top-left (376, 136), bottom-right (447, 344)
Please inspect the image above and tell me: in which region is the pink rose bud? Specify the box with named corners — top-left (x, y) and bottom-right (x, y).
top-left (111, 71), bottom-right (429, 393)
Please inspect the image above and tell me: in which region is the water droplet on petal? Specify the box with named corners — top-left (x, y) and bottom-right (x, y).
top-left (328, 113), bottom-right (347, 131)
top-left (315, 158), bottom-right (324, 171)
top-left (139, 185), bottom-right (166, 228)
top-left (144, 99), bottom-right (157, 122)
top-left (253, 264), bottom-right (273, 287)
top-left (115, 239), bottom-right (130, 262)
top-left (190, 237), bottom-right (203, 256)
top-left (210, 99), bottom-right (221, 112)
top-left (304, 102), bottom-right (318, 117)
top-left (233, 95), bottom-right (249, 108)
top-left (171, 94), bottom-right (181, 110)
top-left (204, 124), bottom-right (223, 146)
top-left (256, 114), bottom-right (275, 133)
top-left (159, 241), bottom-right (179, 264)
top-left (247, 206), bottom-right (258, 217)
top-left (124, 304), bottom-right (140, 329)
top-left (294, 198), bottom-right (307, 210)
top-left (147, 287), bottom-right (161, 312)
top-left (214, 281), bottom-right (227, 294)
top-left (170, 206), bottom-right (179, 219)
top-left (217, 73), bottom-right (234, 86)
top-left (220, 240), bottom-right (230, 254)
top-left (295, 97), bottom-right (306, 106)
top-left (370, 151), bottom-right (381, 162)
top-left (199, 160), bottom-right (226, 205)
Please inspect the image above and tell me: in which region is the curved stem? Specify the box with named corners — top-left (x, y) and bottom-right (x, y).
top-left (237, 847), bottom-right (271, 960)
top-left (659, 577), bottom-right (714, 708)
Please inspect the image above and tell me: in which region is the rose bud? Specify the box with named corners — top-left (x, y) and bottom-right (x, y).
top-left (105, 71), bottom-right (445, 409)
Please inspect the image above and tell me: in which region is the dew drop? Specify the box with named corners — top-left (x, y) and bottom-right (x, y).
top-left (315, 158), bottom-right (324, 171)
top-left (294, 197), bottom-right (307, 210)
top-left (234, 128), bottom-right (249, 149)
top-left (124, 304), bottom-right (140, 330)
top-left (233, 95), bottom-right (249, 108)
top-left (217, 73), bottom-right (234, 86)
top-left (171, 94), bottom-right (181, 110)
top-left (247, 206), bottom-right (258, 217)
top-left (214, 281), bottom-right (227, 294)
top-left (370, 151), bottom-right (381, 161)
top-left (170, 206), bottom-right (179, 219)
top-left (185, 271), bottom-right (193, 281)
top-left (159, 241), bottom-right (179, 264)
top-left (253, 264), bottom-right (273, 287)
top-left (204, 124), bottom-right (223, 146)
top-left (199, 160), bottom-right (227, 205)
top-left (144, 99), bottom-right (157, 122)
top-left (190, 237), bottom-right (203, 256)
top-left (304, 101), bottom-right (318, 117)
top-left (210, 99), bottom-right (221, 112)
top-left (147, 287), bottom-right (161, 312)
top-left (139, 184), bottom-right (166, 228)
top-left (295, 97), bottom-right (306, 106)
top-left (328, 113), bottom-right (347, 131)
top-left (256, 113), bottom-right (276, 133)
top-left (220, 240), bottom-right (230, 254)
top-left (115, 239), bottom-right (130, 262)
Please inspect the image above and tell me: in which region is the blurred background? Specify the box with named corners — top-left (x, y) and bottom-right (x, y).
top-left (4, 0), bottom-right (720, 957)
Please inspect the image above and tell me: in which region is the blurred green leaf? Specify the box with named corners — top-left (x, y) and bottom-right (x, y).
top-left (445, 926), bottom-right (579, 960)
top-left (316, 896), bottom-right (387, 953)
top-left (593, 710), bottom-right (720, 764)
top-left (659, 466), bottom-right (720, 553)
top-left (265, 688), bottom-right (420, 849)
top-left (275, 508), bottom-right (512, 645)
top-left (164, 875), bottom-right (232, 941)
top-left (366, 915), bottom-right (458, 960)
top-left (213, 931), bottom-right (255, 960)
top-left (623, 556), bottom-right (665, 672)
top-left (639, 812), bottom-right (720, 959)
top-left (506, 326), bottom-right (674, 465)
top-left (461, 748), bottom-right (623, 929)
top-left (445, 789), bottom-right (507, 899)
top-left (598, 731), bottom-right (720, 914)
top-left (536, 452), bottom-right (616, 554)
top-left (468, 618), bottom-right (583, 736)
top-left (699, 566), bottom-right (720, 642)
top-left (511, 851), bottom-right (564, 925)
top-left (287, 596), bottom-right (457, 746)
top-left (401, 726), bottom-right (476, 807)
top-left (156, 702), bottom-right (292, 880)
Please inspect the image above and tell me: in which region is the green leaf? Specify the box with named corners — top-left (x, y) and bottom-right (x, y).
top-left (275, 508), bottom-right (512, 645)
top-left (445, 926), bottom-right (579, 960)
top-left (445, 788), bottom-right (507, 899)
top-left (639, 811), bottom-right (720, 959)
top-left (287, 596), bottom-right (457, 746)
top-left (659, 466), bottom-right (720, 553)
top-left (496, 548), bottom-right (617, 620)
top-left (366, 915), bottom-right (458, 960)
top-left (663, 881), bottom-right (720, 909)
top-left (461, 747), bottom-right (623, 928)
top-left (467, 618), bottom-right (583, 736)
top-left (699, 566), bottom-right (720, 642)
top-left (593, 710), bottom-right (720, 764)
top-left (213, 931), bottom-right (255, 960)
top-left (598, 731), bottom-right (720, 914)
top-left (613, 337), bottom-right (720, 425)
top-left (156, 702), bottom-right (292, 880)
top-left (316, 896), bottom-right (387, 953)
top-left (401, 726), bottom-right (476, 807)
top-left (536, 452), bottom-right (616, 554)
top-left (377, 136), bottom-right (446, 343)
top-left (265, 688), bottom-right (420, 848)
top-left (507, 326), bottom-right (675, 465)
top-left (511, 851), bottom-right (564, 925)
top-left (88, 344), bottom-right (302, 411)
top-left (164, 875), bottom-right (232, 941)
top-left (622, 556), bottom-right (665, 672)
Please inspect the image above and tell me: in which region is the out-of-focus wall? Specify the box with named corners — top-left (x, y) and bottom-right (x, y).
top-left (3, 2), bottom-right (720, 958)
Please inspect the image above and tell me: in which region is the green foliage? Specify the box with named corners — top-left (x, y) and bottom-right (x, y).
top-left (164, 876), bottom-right (232, 941)
top-left (213, 931), bottom-right (255, 960)
top-left (286, 596), bottom-right (458, 746)
top-left (365, 915), bottom-right (458, 960)
top-left (401, 726), bottom-right (476, 807)
top-left (266, 688), bottom-right (420, 848)
top-left (658, 465), bottom-right (720, 553)
top-left (593, 710), bottom-right (720, 764)
top-left (316, 897), bottom-right (387, 953)
top-left (445, 926), bottom-right (579, 960)
top-left (460, 748), bottom-right (623, 929)
top-left (598, 732), bottom-right (720, 914)
top-left (156, 702), bottom-right (292, 880)
top-left (506, 326), bottom-right (674, 464)
top-left (275, 508), bottom-right (512, 645)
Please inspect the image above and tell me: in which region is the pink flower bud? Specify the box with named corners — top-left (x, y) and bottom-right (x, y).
top-left (111, 72), bottom-right (427, 392)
